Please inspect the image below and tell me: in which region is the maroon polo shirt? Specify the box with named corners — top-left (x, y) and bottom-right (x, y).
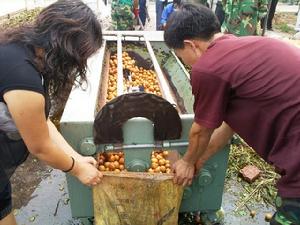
top-left (192, 34), bottom-right (300, 198)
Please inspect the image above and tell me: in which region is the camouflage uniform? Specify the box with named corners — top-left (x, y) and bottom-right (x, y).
top-left (221, 0), bottom-right (268, 36)
top-left (111, 0), bottom-right (134, 30)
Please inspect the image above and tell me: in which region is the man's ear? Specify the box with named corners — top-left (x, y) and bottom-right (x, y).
top-left (183, 39), bottom-right (199, 52)
top-left (183, 40), bottom-right (194, 48)
top-left (184, 39), bottom-right (207, 56)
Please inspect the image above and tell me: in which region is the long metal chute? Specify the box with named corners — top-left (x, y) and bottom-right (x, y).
top-left (144, 36), bottom-right (177, 106)
top-left (117, 33), bottom-right (124, 96)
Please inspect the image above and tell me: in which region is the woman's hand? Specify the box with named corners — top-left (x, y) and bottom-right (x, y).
top-left (71, 160), bottom-right (103, 186)
top-left (76, 155), bottom-right (98, 167)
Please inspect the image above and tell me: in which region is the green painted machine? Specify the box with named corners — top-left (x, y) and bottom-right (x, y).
top-left (60, 31), bottom-right (229, 225)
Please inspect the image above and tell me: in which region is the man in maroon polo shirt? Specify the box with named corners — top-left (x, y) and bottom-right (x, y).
top-left (164, 3), bottom-right (300, 225)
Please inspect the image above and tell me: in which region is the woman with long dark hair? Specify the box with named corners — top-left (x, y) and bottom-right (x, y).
top-left (0, 1), bottom-right (103, 224)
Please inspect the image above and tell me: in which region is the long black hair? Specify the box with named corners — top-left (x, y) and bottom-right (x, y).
top-left (0, 0), bottom-right (103, 96)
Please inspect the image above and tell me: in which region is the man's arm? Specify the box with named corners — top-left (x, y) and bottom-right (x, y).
top-left (173, 122), bottom-right (214, 186)
top-left (195, 122), bottom-right (234, 173)
top-left (183, 122), bottom-right (214, 164)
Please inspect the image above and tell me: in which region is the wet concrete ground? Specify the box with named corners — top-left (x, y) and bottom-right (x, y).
top-left (14, 169), bottom-right (78, 225)
top-left (222, 179), bottom-right (275, 225)
top-left (10, 155), bottom-right (50, 209)
top-left (13, 166), bottom-right (275, 225)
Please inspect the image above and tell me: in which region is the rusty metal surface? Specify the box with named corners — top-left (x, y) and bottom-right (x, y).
top-left (93, 92), bottom-right (182, 144)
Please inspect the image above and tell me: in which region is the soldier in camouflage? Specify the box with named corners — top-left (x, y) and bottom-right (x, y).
top-left (221, 0), bottom-right (268, 36)
top-left (111, 0), bottom-right (139, 30)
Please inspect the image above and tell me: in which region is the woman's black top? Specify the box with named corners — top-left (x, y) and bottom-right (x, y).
top-left (0, 43), bottom-right (50, 192)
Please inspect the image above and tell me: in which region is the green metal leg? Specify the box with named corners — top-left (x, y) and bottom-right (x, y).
top-left (178, 212), bottom-right (199, 225)
top-left (78, 217), bottom-right (94, 225)
top-left (200, 209), bottom-right (225, 225)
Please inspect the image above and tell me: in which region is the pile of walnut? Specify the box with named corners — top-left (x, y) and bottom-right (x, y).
top-left (148, 150), bottom-right (172, 173)
top-left (107, 55), bottom-right (118, 101)
top-left (106, 52), bottom-right (162, 102)
top-left (97, 152), bottom-right (125, 172)
top-left (97, 150), bottom-right (172, 173)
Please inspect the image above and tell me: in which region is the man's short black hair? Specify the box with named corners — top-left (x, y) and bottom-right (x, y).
top-left (173, 0), bottom-right (182, 6)
top-left (164, 3), bottom-right (221, 49)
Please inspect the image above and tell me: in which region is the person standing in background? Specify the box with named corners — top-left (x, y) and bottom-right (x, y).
top-left (139, 0), bottom-right (150, 28)
top-left (157, 0), bottom-right (211, 30)
top-left (222, 0), bottom-right (268, 36)
top-left (139, 0), bottom-right (147, 27)
top-left (262, 0), bottom-right (279, 30)
top-left (156, 0), bottom-right (167, 30)
top-left (111, 0), bottom-right (139, 30)
top-left (215, 0), bottom-right (225, 25)
top-left (160, 0), bottom-right (182, 29)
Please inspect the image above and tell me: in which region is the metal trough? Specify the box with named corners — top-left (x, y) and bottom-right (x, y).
top-left (60, 31), bottom-right (229, 225)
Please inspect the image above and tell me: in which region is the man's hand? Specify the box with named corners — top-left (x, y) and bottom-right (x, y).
top-left (172, 159), bottom-right (195, 186)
